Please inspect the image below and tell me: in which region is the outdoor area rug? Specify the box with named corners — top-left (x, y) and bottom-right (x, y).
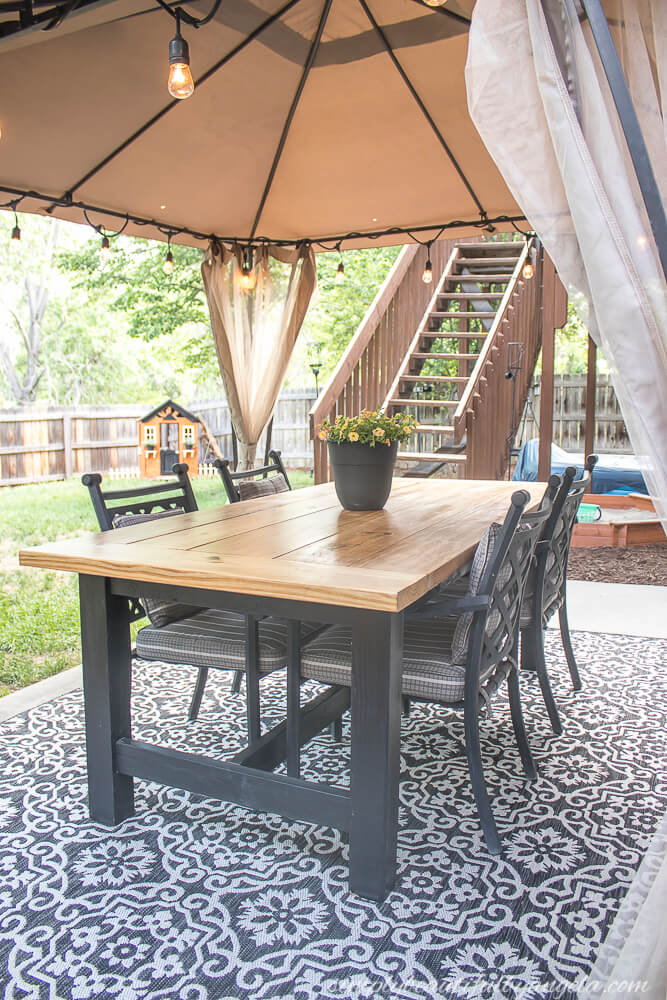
top-left (0, 630), bottom-right (665, 1000)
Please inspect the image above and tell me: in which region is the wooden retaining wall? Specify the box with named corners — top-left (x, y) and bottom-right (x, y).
top-left (0, 390), bottom-right (317, 487)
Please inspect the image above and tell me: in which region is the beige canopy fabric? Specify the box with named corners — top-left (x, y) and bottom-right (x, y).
top-left (466, 0), bottom-right (667, 525)
top-left (0, 0), bottom-right (524, 249)
top-left (201, 241), bottom-right (317, 469)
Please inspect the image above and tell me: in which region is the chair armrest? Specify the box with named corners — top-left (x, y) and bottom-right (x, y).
top-left (407, 593), bottom-right (491, 620)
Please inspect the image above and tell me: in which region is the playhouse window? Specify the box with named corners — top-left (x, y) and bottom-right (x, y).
top-left (182, 426), bottom-right (195, 446)
top-left (144, 427), bottom-right (156, 444)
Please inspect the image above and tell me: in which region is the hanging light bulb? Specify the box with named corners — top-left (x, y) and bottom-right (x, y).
top-left (163, 249), bottom-right (174, 275)
top-left (422, 252), bottom-right (433, 284)
top-left (423, 0), bottom-right (447, 6)
top-left (522, 262), bottom-right (534, 280)
top-left (335, 261), bottom-right (345, 283)
top-left (239, 247), bottom-right (256, 291)
top-left (168, 13), bottom-right (194, 100)
top-left (99, 235), bottom-right (111, 263)
top-left (11, 213), bottom-right (21, 242)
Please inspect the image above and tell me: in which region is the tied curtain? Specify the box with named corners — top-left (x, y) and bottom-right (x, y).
top-left (201, 242), bottom-right (317, 470)
top-left (466, 0), bottom-right (667, 525)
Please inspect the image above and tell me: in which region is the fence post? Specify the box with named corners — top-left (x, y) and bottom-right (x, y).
top-left (62, 412), bottom-right (73, 479)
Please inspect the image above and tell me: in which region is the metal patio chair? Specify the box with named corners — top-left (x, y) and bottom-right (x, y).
top-left (519, 455), bottom-right (598, 733)
top-left (214, 450), bottom-right (291, 504)
top-left (82, 466), bottom-right (318, 738)
top-left (293, 489), bottom-right (551, 854)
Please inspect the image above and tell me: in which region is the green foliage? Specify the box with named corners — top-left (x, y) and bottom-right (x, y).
top-left (319, 409), bottom-right (416, 446)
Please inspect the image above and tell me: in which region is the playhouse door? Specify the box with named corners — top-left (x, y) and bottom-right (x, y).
top-left (160, 423), bottom-right (179, 475)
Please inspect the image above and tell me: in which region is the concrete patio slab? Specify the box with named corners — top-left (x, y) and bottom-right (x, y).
top-left (550, 581), bottom-right (667, 639)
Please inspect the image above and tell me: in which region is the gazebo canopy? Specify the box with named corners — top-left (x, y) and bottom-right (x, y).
top-left (0, 0), bottom-right (524, 248)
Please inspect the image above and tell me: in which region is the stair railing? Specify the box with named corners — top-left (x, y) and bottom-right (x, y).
top-left (309, 239), bottom-right (459, 483)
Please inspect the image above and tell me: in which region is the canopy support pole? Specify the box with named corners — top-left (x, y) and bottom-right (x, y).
top-left (584, 335), bottom-right (597, 460)
top-left (580, 0), bottom-right (667, 280)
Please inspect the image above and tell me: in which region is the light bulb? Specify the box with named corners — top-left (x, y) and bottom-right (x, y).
top-left (168, 28), bottom-right (194, 100)
top-left (522, 262), bottom-right (534, 280)
top-left (423, 0), bottom-right (447, 6)
top-left (240, 266), bottom-right (256, 291)
top-left (100, 235), bottom-right (111, 263)
top-left (335, 261), bottom-right (345, 283)
top-left (163, 250), bottom-right (174, 275)
top-left (422, 259), bottom-right (433, 284)
top-left (11, 224), bottom-right (21, 242)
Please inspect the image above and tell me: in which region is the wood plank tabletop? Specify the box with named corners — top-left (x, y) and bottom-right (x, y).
top-left (19, 479), bottom-right (544, 612)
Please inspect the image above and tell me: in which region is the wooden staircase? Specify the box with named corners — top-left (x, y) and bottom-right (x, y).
top-left (383, 240), bottom-right (527, 475)
top-left (310, 236), bottom-right (567, 484)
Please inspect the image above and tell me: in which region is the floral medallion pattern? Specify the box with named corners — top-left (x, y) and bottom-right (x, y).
top-left (0, 631), bottom-right (665, 1000)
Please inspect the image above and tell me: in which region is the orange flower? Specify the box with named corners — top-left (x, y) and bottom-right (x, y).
top-left (318, 429), bottom-right (328, 440)
top-left (373, 427), bottom-right (385, 437)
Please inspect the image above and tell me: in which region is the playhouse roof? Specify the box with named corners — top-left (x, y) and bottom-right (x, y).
top-left (139, 400), bottom-right (200, 424)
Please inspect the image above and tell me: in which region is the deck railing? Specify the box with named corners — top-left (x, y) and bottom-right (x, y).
top-left (462, 244), bottom-right (566, 479)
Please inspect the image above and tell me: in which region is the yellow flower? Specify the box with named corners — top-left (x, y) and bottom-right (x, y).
top-left (349, 432), bottom-right (359, 442)
top-left (318, 429), bottom-right (328, 440)
top-left (373, 427), bottom-right (385, 437)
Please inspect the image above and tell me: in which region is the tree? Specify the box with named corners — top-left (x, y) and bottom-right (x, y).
top-left (0, 215), bottom-right (61, 404)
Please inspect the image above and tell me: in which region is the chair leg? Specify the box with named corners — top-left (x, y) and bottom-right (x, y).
top-left (521, 625), bottom-right (563, 736)
top-left (559, 603), bottom-right (582, 691)
top-left (402, 696), bottom-right (411, 718)
top-left (187, 667), bottom-right (208, 721)
top-left (507, 668), bottom-right (538, 780)
top-left (329, 716), bottom-right (344, 742)
top-left (464, 703), bottom-right (501, 855)
top-left (231, 669), bottom-right (243, 694)
top-left (245, 616), bottom-right (261, 743)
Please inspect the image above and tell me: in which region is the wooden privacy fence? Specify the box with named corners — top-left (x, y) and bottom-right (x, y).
top-left (0, 390), bottom-right (317, 487)
top-left (517, 374), bottom-right (631, 453)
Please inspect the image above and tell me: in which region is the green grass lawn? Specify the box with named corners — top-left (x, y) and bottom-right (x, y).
top-left (0, 470), bottom-right (313, 696)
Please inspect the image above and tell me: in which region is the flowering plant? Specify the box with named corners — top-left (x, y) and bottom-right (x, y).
top-left (318, 409), bottom-right (416, 447)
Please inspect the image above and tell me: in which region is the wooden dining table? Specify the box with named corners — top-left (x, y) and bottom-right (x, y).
top-left (20, 477), bottom-right (541, 901)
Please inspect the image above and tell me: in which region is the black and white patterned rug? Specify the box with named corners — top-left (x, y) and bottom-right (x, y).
top-left (1, 630), bottom-right (665, 1000)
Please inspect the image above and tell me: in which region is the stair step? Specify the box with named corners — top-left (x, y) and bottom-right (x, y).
top-left (415, 424), bottom-right (457, 433)
top-left (390, 398), bottom-right (458, 407)
top-left (438, 292), bottom-right (504, 300)
top-left (412, 352), bottom-right (479, 360)
top-left (449, 273), bottom-right (512, 282)
top-left (420, 330), bottom-right (488, 339)
top-left (455, 256), bottom-right (520, 265)
top-left (397, 451), bottom-right (467, 464)
top-left (401, 375), bottom-right (469, 383)
top-left (428, 311), bottom-right (496, 319)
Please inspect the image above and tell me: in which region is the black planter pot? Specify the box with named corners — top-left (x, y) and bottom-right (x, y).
top-left (327, 440), bottom-right (398, 511)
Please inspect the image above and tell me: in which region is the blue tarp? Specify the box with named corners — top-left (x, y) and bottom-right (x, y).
top-left (513, 439), bottom-right (648, 494)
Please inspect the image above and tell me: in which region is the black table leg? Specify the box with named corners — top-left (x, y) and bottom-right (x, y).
top-left (79, 574), bottom-right (134, 825)
top-left (349, 610), bottom-right (403, 901)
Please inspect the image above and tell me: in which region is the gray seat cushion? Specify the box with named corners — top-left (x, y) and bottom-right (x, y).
top-left (301, 617), bottom-right (472, 704)
top-left (136, 610), bottom-right (320, 675)
top-left (238, 474), bottom-right (289, 501)
top-left (113, 511), bottom-right (200, 627)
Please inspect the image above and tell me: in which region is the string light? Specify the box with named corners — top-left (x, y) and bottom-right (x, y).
top-left (11, 212), bottom-right (21, 242)
top-left (423, 0), bottom-right (447, 6)
top-left (335, 244), bottom-right (345, 283)
top-left (422, 243), bottom-right (433, 284)
top-left (100, 235), bottom-right (111, 263)
top-left (168, 11), bottom-right (194, 100)
top-left (163, 235), bottom-right (175, 274)
top-left (239, 247), bottom-right (257, 291)
top-left (522, 261), bottom-right (534, 280)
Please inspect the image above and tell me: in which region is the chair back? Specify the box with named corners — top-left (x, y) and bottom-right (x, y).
top-left (214, 450), bottom-right (291, 504)
top-left (82, 463), bottom-right (197, 531)
top-left (471, 490), bottom-right (552, 678)
top-left (538, 454), bottom-right (598, 622)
